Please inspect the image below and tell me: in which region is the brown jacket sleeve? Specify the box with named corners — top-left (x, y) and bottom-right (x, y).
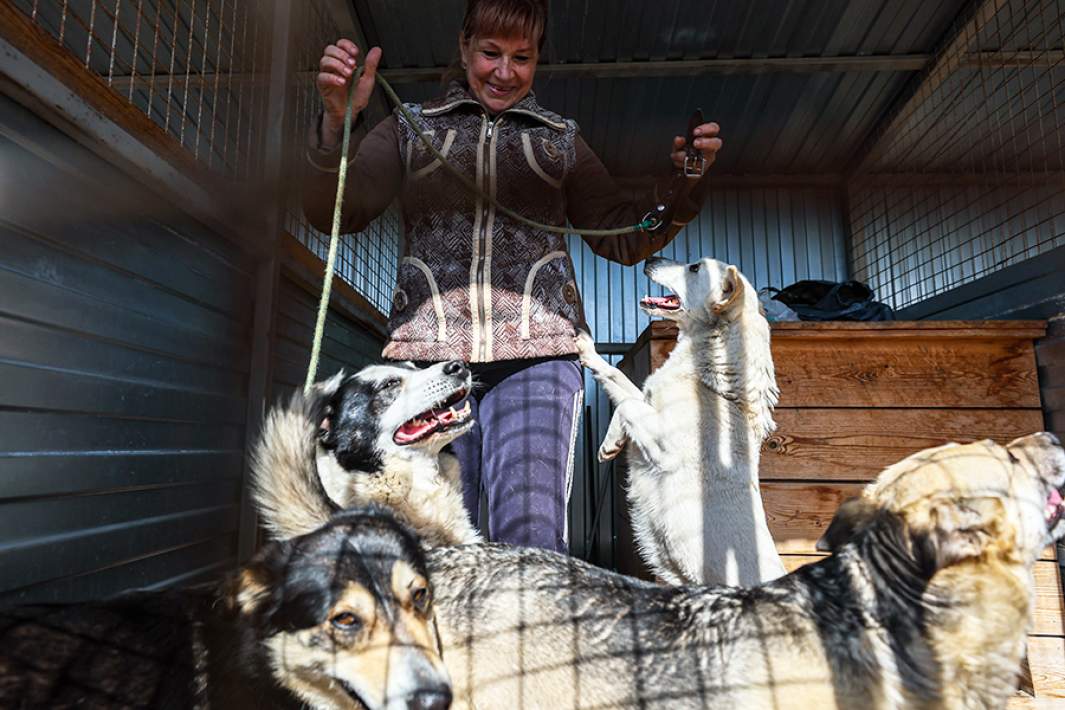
top-left (565, 135), bottom-right (709, 266)
top-left (302, 114), bottom-right (403, 235)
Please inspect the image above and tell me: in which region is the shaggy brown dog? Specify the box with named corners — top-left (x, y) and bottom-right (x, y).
top-left (0, 507), bottom-right (451, 710)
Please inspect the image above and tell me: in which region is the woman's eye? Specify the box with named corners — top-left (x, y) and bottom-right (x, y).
top-left (331, 612), bottom-right (362, 630)
top-left (482, 50), bottom-right (499, 59)
top-left (514, 55), bottom-right (530, 63)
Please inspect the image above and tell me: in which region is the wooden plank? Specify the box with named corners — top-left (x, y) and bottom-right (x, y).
top-left (1034, 564), bottom-right (1065, 637)
top-left (771, 320), bottom-right (1047, 338)
top-left (639, 319), bottom-right (1047, 340)
top-left (628, 321), bottom-right (1044, 405)
top-left (762, 483), bottom-right (1057, 561)
top-left (763, 482), bottom-right (863, 550)
top-left (772, 336), bottom-right (1041, 408)
top-left (762, 408), bottom-right (1047, 479)
top-left (1028, 636), bottom-right (1065, 699)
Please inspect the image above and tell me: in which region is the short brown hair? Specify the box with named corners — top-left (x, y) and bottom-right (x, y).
top-left (461, 0), bottom-right (548, 50)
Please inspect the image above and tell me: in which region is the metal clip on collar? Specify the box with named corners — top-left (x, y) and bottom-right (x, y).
top-left (640, 203), bottom-right (667, 233)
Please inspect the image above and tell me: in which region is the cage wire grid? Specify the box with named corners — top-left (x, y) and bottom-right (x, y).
top-left (12, 0), bottom-right (401, 315)
top-left (848, 0), bottom-right (1065, 311)
top-left (283, 0), bottom-right (399, 315)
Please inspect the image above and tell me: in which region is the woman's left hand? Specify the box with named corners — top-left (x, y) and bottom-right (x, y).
top-left (670, 122), bottom-right (722, 173)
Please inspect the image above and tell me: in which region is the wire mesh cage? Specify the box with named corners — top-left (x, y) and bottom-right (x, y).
top-left (11, 0), bottom-right (271, 177)
top-left (10, 0), bottom-right (400, 315)
top-left (283, 1), bottom-right (399, 314)
top-left (848, 0), bottom-right (1065, 311)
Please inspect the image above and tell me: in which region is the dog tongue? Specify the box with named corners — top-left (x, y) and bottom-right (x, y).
top-left (395, 418), bottom-right (438, 444)
top-left (642, 295), bottom-right (679, 308)
top-left (1045, 488), bottom-right (1064, 521)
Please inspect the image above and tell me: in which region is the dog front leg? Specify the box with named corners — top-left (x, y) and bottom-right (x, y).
top-left (602, 398), bottom-right (667, 464)
top-left (575, 331), bottom-right (643, 403)
top-left (598, 408), bottom-right (629, 461)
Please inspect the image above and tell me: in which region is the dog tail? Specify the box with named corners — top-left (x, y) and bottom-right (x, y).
top-left (251, 379), bottom-right (342, 540)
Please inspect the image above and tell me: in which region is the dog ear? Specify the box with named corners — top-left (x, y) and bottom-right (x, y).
top-left (306, 373), bottom-right (344, 450)
top-left (915, 502), bottom-right (993, 572)
top-left (224, 540), bottom-right (290, 615)
top-left (711, 265), bottom-right (745, 315)
top-left (816, 497), bottom-right (879, 552)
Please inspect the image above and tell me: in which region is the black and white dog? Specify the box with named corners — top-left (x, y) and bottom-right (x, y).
top-left (253, 361), bottom-right (480, 547)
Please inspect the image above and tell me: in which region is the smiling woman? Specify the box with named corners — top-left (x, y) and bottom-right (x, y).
top-left (302, 0), bottom-right (723, 555)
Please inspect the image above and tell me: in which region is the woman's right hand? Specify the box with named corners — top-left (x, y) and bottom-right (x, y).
top-left (316, 40), bottom-right (381, 148)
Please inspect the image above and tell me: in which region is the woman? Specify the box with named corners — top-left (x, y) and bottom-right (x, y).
top-left (303, 0), bottom-right (721, 553)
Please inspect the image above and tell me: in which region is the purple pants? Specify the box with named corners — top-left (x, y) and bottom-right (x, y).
top-left (450, 357), bottom-right (584, 553)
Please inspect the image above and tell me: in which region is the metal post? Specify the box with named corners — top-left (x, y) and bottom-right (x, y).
top-left (237, 0), bottom-right (292, 561)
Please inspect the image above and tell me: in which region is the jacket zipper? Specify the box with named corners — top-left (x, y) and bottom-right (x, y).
top-left (475, 116), bottom-right (497, 361)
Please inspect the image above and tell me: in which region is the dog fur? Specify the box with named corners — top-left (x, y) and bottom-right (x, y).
top-left (0, 506), bottom-right (451, 710)
top-left (576, 256), bottom-right (785, 586)
top-left (253, 361), bottom-right (479, 547)
top-left (252, 389), bottom-right (1065, 707)
top-left (429, 433), bottom-right (1065, 708)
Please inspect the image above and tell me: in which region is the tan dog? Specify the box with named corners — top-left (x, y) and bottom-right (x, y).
top-left (1, 507), bottom-right (451, 710)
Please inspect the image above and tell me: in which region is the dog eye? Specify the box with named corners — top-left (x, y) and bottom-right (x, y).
top-left (330, 612), bottom-right (362, 630)
top-left (411, 587), bottom-right (431, 612)
top-left (688, 263), bottom-right (700, 273)
top-left (380, 377), bottom-right (402, 391)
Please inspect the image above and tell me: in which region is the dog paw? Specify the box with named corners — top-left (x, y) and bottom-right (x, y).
top-left (598, 436), bottom-right (627, 462)
top-left (574, 330), bottom-right (599, 365)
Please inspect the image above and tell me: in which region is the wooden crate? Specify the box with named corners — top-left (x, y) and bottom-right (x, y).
top-left (615, 320), bottom-right (1063, 699)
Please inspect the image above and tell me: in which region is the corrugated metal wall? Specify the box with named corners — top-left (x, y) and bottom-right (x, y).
top-left (271, 272), bottom-right (386, 405)
top-left (568, 186), bottom-right (849, 345)
top-left (567, 185), bottom-right (848, 562)
top-left (0, 95), bottom-right (253, 604)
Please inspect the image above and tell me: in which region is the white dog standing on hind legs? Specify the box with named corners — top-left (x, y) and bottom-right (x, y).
top-left (577, 256), bottom-right (786, 586)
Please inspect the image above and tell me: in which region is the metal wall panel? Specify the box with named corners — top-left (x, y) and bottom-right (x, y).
top-left (566, 186), bottom-right (848, 562)
top-left (0, 94), bottom-right (253, 604)
top-left (568, 186), bottom-right (849, 344)
top-left (356, 0), bottom-right (968, 177)
top-left (271, 274), bottom-right (386, 405)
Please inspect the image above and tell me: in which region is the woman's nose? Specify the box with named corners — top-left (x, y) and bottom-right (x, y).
top-left (494, 58), bottom-right (513, 80)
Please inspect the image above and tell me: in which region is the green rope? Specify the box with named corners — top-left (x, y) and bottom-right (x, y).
top-left (303, 79), bottom-right (357, 395)
top-left (373, 71), bottom-right (658, 236)
top-left (305, 67), bottom-right (658, 392)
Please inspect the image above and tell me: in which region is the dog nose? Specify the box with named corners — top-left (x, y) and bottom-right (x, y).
top-left (443, 360), bottom-right (466, 377)
top-left (408, 687), bottom-right (452, 710)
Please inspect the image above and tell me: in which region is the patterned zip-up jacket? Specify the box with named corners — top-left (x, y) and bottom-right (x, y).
top-left (304, 82), bottom-right (707, 363)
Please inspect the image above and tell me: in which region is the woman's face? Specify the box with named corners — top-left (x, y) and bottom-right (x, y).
top-left (460, 34), bottom-right (538, 114)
